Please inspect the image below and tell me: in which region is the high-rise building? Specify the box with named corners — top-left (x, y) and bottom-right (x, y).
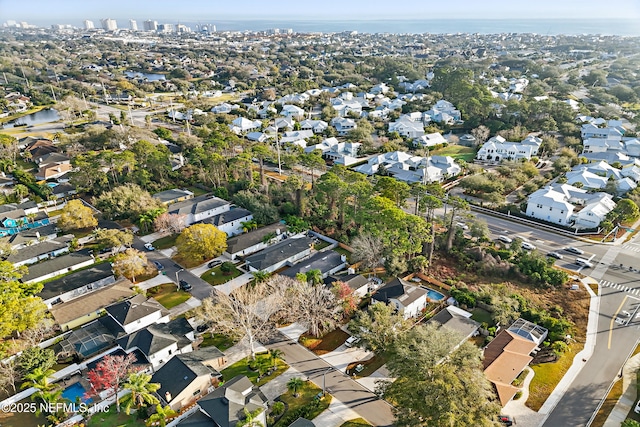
top-left (100, 18), bottom-right (117, 31)
top-left (84, 20), bottom-right (94, 30)
top-left (176, 24), bottom-right (191, 33)
top-left (158, 23), bottom-right (174, 33)
top-left (129, 20), bottom-right (138, 31)
top-left (143, 20), bottom-right (158, 31)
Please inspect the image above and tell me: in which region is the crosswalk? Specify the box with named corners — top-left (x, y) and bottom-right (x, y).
top-left (599, 279), bottom-right (640, 295)
top-left (622, 243), bottom-right (640, 254)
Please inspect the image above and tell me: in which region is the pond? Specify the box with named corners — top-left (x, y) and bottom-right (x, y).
top-left (3, 108), bottom-right (61, 129)
top-left (125, 71), bottom-right (166, 81)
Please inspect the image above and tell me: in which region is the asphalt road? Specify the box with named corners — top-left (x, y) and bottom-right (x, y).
top-left (267, 332), bottom-right (396, 427)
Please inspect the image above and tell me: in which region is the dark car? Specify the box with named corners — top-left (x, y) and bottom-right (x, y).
top-left (546, 252), bottom-right (564, 260)
top-left (499, 415), bottom-right (515, 426)
top-left (153, 261), bottom-right (164, 270)
top-left (208, 259), bottom-right (222, 269)
top-left (564, 246), bottom-right (584, 255)
top-left (179, 280), bottom-right (192, 291)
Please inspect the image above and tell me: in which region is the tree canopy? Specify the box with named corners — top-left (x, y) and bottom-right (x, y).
top-left (176, 223), bottom-right (227, 262)
top-left (57, 199), bottom-right (97, 231)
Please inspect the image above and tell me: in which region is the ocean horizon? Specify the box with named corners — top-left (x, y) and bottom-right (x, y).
top-left (177, 18), bottom-right (640, 36)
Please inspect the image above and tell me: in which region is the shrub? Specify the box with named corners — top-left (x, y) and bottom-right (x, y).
top-left (271, 401), bottom-right (285, 416)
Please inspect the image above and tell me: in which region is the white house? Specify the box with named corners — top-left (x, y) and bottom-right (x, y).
top-left (372, 278), bottom-right (428, 319)
top-left (476, 136), bottom-right (536, 162)
top-left (526, 186), bottom-right (579, 226)
top-left (426, 99), bottom-right (462, 124)
top-left (565, 170), bottom-right (609, 190)
top-left (389, 119), bottom-right (425, 139)
top-left (305, 137), bottom-right (361, 166)
top-left (354, 151), bottom-right (460, 183)
top-left (229, 117), bottom-right (262, 134)
top-left (281, 104), bottom-right (305, 119)
top-left (331, 117), bottom-right (357, 136)
top-left (581, 123), bottom-right (624, 140)
top-left (224, 223), bottom-right (287, 260)
top-left (573, 193), bottom-right (616, 230)
top-left (244, 235), bottom-right (313, 273)
top-left (211, 103), bottom-right (234, 114)
top-left (414, 132), bottom-right (447, 147)
top-left (104, 294), bottom-right (170, 336)
top-left (299, 119), bottom-right (328, 134)
top-left (201, 207), bottom-right (253, 237)
top-left (167, 195), bottom-right (233, 226)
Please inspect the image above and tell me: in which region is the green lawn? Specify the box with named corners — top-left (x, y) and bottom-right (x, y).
top-left (471, 308), bottom-right (494, 326)
top-left (152, 233), bottom-right (178, 250)
top-left (527, 342), bottom-right (583, 411)
top-left (87, 406), bottom-right (146, 427)
top-left (147, 283), bottom-right (191, 309)
top-left (187, 186), bottom-right (210, 196)
top-left (221, 352), bottom-right (288, 387)
top-left (340, 418), bottom-right (373, 427)
top-left (431, 145), bottom-right (477, 162)
top-left (334, 247), bottom-right (352, 263)
top-left (274, 381), bottom-right (332, 427)
top-left (314, 241), bottom-right (331, 251)
top-left (201, 264), bottom-right (242, 286)
top-left (299, 329), bottom-right (349, 355)
top-left (200, 332), bottom-right (237, 351)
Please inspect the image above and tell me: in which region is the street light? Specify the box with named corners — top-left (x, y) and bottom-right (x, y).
top-left (175, 268), bottom-right (184, 289)
top-left (322, 367), bottom-right (332, 396)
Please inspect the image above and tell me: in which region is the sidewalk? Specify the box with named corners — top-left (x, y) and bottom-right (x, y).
top-left (167, 296), bottom-right (202, 316)
top-left (603, 353), bottom-right (640, 427)
top-left (502, 367), bottom-right (545, 427)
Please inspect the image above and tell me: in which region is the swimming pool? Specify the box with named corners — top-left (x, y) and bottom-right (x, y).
top-left (425, 288), bottom-right (445, 302)
top-left (61, 383), bottom-right (92, 404)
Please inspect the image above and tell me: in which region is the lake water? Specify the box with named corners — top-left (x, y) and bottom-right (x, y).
top-left (3, 108), bottom-right (61, 129)
top-left (125, 71), bottom-right (166, 81)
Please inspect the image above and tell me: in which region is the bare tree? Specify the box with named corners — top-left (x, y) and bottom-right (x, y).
top-left (196, 276), bottom-right (289, 359)
top-left (0, 360), bottom-right (19, 396)
top-left (21, 317), bottom-right (56, 347)
top-left (350, 233), bottom-right (384, 271)
top-left (153, 212), bottom-right (187, 234)
top-left (286, 279), bottom-right (338, 338)
top-left (470, 125), bottom-right (490, 145)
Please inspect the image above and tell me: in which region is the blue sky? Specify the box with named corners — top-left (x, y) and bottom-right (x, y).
top-left (2, 0), bottom-right (639, 25)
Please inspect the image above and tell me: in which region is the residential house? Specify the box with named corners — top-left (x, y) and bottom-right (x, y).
top-left (573, 193), bottom-right (616, 229)
top-left (625, 139), bottom-right (640, 157)
top-left (428, 306), bottom-right (480, 342)
top-left (200, 207), bottom-right (253, 237)
top-left (152, 188), bottom-right (195, 206)
top-left (372, 278), bottom-right (428, 319)
top-left (282, 250), bottom-right (347, 279)
top-left (0, 172), bottom-right (15, 194)
top-left (223, 223), bottom-right (287, 260)
top-left (370, 82), bottom-right (390, 95)
top-left (211, 103), bottom-right (234, 114)
top-left (324, 273), bottom-right (370, 298)
top-left (35, 163), bottom-right (73, 181)
top-left (304, 138), bottom-right (361, 166)
top-left (103, 294), bottom-right (170, 336)
top-left (21, 249), bottom-right (95, 284)
top-left (35, 152), bottom-right (70, 168)
top-left (299, 119), bottom-right (328, 134)
top-left (331, 117), bottom-right (357, 136)
top-left (51, 182), bottom-right (77, 199)
top-left (525, 185), bottom-right (581, 226)
top-left (37, 262), bottom-right (115, 307)
top-left (388, 119), bottom-right (425, 139)
top-left (565, 170), bottom-right (609, 190)
top-left (277, 93), bottom-right (310, 105)
top-left (355, 151), bottom-right (460, 184)
top-left (425, 99), bottom-right (462, 124)
top-left (273, 117), bottom-right (295, 131)
top-left (582, 138), bottom-right (624, 154)
top-left (483, 319), bottom-right (547, 406)
top-left (476, 136), bottom-right (536, 162)
top-left (24, 138), bottom-right (58, 158)
top-left (414, 132), bottom-right (447, 147)
top-left (281, 104), bottom-right (305, 120)
top-left (49, 279), bottom-right (136, 331)
top-left (459, 134), bottom-right (477, 146)
top-left (229, 117), bottom-right (262, 135)
top-left (331, 98), bottom-right (363, 118)
top-left (116, 318), bottom-right (194, 368)
top-left (7, 236), bottom-right (71, 267)
top-left (167, 195), bottom-right (232, 226)
top-left (246, 132), bottom-right (269, 143)
top-left (152, 352), bottom-right (219, 411)
top-left (188, 375), bottom-right (267, 427)
top-left (244, 235), bottom-right (313, 273)
top-left (581, 123), bottom-right (624, 140)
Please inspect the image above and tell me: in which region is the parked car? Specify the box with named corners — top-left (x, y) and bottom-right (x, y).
top-left (455, 222), bottom-right (469, 230)
top-left (345, 336), bottom-right (361, 348)
top-left (634, 399), bottom-right (640, 414)
top-left (575, 258), bottom-right (594, 268)
top-left (565, 246), bottom-right (584, 255)
top-left (179, 280), bottom-right (192, 291)
top-left (208, 259), bottom-right (222, 269)
top-left (521, 242), bottom-right (536, 251)
top-left (498, 235), bottom-right (513, 244)
top-left (546, 252), bottom-right (564, 260)
top-left (499, 415), bottom-right (515, 426)
top-left (144, 242), bottom-right (155, 251)
top-left (153, 261), bottom-right (164, 270)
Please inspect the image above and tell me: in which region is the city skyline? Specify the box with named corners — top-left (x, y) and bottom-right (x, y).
top-left (2, 0), bottom-right (639, 26)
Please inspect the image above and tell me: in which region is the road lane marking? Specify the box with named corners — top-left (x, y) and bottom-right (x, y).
top-left (609, 295), bottom-right (629, 349)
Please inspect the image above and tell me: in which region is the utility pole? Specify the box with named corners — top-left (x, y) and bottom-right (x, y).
top-left (274, 117), bottom-right (282, 174)
top-left (49, 85), bottom-right (57, 103)
top-left (20, 67), bottom-right (29, 89)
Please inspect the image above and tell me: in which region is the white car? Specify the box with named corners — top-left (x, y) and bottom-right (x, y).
top-left (143, 242), bottom-right (155, 251)
top-left (345, 336), bottom-right (361, 348)
top-left (498, 235), bottom-right (513, 244)
top-left (456, 222), bottom-right (469, 230)
top-left (521, 242), bottom-right (536, 251)
top-left (635, 399), bottom-right (640, 414)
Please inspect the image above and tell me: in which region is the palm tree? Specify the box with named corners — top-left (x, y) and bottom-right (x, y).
top-left (21, 367), bottom-right (56, 394)
top-left (26, 212), bottom-right (37, 224)
top-left (269, 349), bottom-right (284, 368)
top-left (252, 271), bottom-right (271, 284)
top-left (305, 269), bottom-right (323, 286)
top-left (241, 219), bottom-right (258, 233)
top-left (119, 372), bottom-right (160, 415)
top-left (286, 377), bottom-right (304, 398)
top-left (146, 404), bottom-right (178, 427)
top-left (236, 408), bottom-right (264, 427)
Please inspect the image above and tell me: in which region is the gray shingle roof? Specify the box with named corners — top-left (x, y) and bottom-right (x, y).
top-left (201, 207), bottom-right (252, 228)
top-left (105, 294), bottom-right (167, 327)
top-left (152, 354), bottom-right (215, 406)
top-left (38, 262), bottom-right (114, 300)
top-left (8, 238), bottom-right (70, 265)
top-left (225, 223), bottom-right (286, 254)
top-left (116, 325), bottom-right (177, 357)
top-left (244, 237), bottom-right (313, 271)
top-left (281, 250), bottom-right (345, 277)
top-left (167, 195), bottom-right (229, 216)
top-left (20, 249), bottom-right (93, 282)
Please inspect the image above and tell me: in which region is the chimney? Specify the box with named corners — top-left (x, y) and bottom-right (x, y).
top-left (165, 391), bottom-right (172, 402)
